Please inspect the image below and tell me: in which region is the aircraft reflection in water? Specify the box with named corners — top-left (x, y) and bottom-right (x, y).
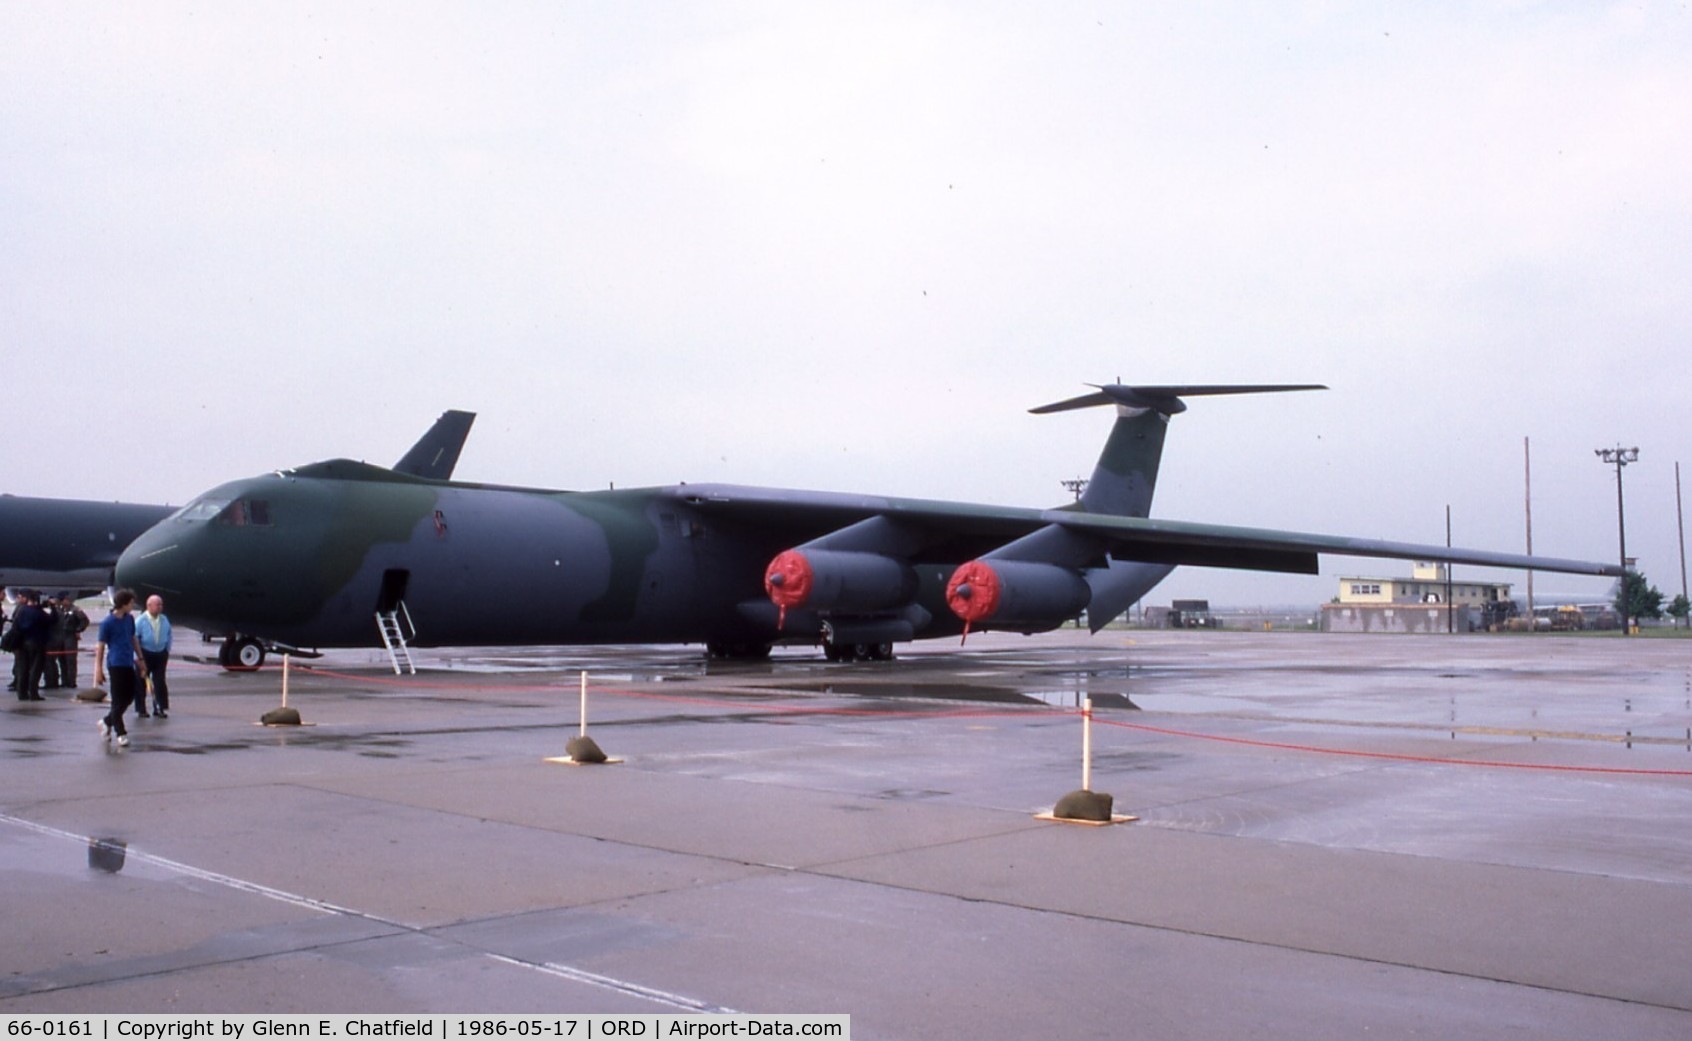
top-left (115, 384), bottom-right (1622, 670)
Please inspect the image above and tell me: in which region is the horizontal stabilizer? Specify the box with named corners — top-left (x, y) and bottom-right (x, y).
top-left (1031, 383), bottom-right (1327, 416)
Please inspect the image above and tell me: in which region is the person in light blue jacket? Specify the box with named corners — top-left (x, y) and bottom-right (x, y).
top-left (135, 595), bottom-right (173, 718)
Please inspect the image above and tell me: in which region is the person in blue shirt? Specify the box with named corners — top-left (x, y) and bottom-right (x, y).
top-left (135, 594), bottom-right (174, 718)
top-left (93, 590), bottom-right (143, 746)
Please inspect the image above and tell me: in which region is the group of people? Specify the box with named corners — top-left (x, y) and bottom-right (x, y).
top-left (2, 589), bottom-right (174, 748)
top-left (93, 590), bottom-right (174, 746)
top-left (2, 590), bottom-right (89, 699)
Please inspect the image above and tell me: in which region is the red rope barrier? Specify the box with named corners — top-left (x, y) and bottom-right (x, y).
top-left (1094, 716), bottom-right (1692, 778)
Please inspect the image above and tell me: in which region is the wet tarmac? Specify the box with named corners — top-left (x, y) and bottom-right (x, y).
top-left (2, 629), bottom-right (1690, 1038)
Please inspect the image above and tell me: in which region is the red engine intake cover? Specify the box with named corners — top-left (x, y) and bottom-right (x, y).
top-left (764, 550), bottom-right (814, 628)
top-left (945, 560), bottom-right (1002, 624)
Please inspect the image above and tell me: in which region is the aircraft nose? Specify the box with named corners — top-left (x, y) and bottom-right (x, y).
top-left (115, 524), bottom-right (186, 596)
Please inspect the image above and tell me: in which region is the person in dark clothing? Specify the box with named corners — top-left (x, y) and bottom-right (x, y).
top-left (12, 591), bottom-right (50, 701)
top-left (2, 603), bottom-right (14, 692)
top-left (51, 594), bottom-right (89, 689)
top-left (2, 602), bottom-right (13, 691)
top-left (40, 596), bottom-right (61, 688)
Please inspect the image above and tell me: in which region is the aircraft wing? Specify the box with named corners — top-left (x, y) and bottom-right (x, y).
top-left (670, 484), bottom-right (1622, 578)
top-left (1048, 511), bottom-right (1621, 576)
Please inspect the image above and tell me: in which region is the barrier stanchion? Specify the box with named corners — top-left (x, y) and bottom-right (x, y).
top-left (546, 670), bottom-right (620, 765)
top-left (1084, 693), bottom-right (1092, 792)
top-left (74, 648), bottom-right (106, 702)
top-left (260, 654), bottom-right (304, 726)
top-left (1038, 697), bottom-right (1134, 825)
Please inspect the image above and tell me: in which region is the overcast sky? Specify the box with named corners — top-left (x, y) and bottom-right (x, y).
top-left (4, 2), bottom-right (1688, 606)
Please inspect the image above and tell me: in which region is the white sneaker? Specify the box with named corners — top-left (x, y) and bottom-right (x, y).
top-left (116, 735), bottom-right (130, 747)
top-left (97, 719), bottom-right (110, 741)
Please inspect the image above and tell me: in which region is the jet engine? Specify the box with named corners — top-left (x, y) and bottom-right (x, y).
top-left (765, 548), bottom-right (919, 627)
top-left (945, 559), bottom-right (1091, 632)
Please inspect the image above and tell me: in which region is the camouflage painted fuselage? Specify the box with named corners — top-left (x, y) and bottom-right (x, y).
top-left (114, 460), bottom-right (999, 650)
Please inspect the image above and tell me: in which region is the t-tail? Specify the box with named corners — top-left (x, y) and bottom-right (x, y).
top-left (1019, 383), bottom-right (1326, 630)
top-left (1032, 383), bottom-right (1327, 519)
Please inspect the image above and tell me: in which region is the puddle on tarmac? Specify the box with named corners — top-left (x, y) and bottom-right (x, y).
top-left (759, 680), bottom-right (1137, 709)
top-left (874, 788), bottom-right (951, 800)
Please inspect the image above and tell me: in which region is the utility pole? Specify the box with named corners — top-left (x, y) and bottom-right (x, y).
top-left (1062, 478), bottom-right (1095, 627)
top-left (1677, 461), bottom-right (1687, 629)
top-left (1524, 437), bottom-right (1534, 627)
top-left (1594, 445), bottom-right (1639, 634)
top-left (1445, 505), bottom-right (1453, 634)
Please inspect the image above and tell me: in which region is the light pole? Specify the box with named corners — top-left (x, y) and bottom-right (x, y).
top-left (1678, 461), bottom-right (1687, 629)
top-left (1595, 445), bottom-right (1639, 633)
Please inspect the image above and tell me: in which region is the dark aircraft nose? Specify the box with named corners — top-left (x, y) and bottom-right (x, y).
top-left (115, 479), bottom-right (340, 639)
top-left (115, 521), bottom-right (188, 597)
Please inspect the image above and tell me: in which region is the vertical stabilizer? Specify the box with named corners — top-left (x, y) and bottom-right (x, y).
top-left (394, 410), bottom-right (477, 480)
top-left (1079, 408), bottom-right (1168, 518)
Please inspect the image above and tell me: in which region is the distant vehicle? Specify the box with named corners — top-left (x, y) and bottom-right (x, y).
top-left (1532, 605), bottom-right (1588, 631)
top-left (114, 383), bottom-right (1623, 671)
top-left (1577, 603), bottom-right (1621, 630)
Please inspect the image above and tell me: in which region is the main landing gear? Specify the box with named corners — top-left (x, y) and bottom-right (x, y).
top-left (703, 640), bottom-right (895, 663)
top-left (217, 635), bottom-right (267, 671)
top-left (821, 639), bottom-right (894, 663)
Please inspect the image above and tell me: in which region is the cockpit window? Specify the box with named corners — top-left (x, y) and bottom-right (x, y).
top-left (175, 498), bottom-right (230, 522)
top-left (219, 499), bottom-right (272, 526)
top-left (174, 497), bottom-right (272, 526)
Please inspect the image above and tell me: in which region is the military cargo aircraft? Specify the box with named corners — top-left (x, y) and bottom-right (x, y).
top-left (1, 410), bottom-right (476, 610)
top-left (114, 384), bottom-right (1621, 670)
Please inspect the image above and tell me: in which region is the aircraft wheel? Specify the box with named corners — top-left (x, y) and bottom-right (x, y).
top-left (217, 640), bottom-right (236, 669)
top-left (822, 639), bottom-right (893, 663)
top-left (226, 636), bottom-right (266, 672)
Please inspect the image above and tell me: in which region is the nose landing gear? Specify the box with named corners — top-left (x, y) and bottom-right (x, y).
top-left (217, 635), bottom-right (267, 671)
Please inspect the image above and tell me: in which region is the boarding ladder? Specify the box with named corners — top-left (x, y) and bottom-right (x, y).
top-left (376, 602), bottom-right (417, 675)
